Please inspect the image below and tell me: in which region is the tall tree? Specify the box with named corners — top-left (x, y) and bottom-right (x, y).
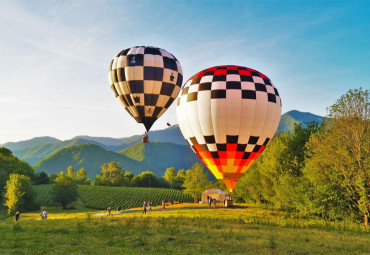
top-left (76, 167), bottom-right (91, 185)
top-left (183, 163), bottom-right (211, 200)
top-left (132, 171), bottom-right (160, 187)
top-left (4, 174), bottom-right (35, 215)
top-left (34, 172), bottom-right (49, 185)
top-left (304, 88), bottom-right (370, 224)
top-left (67, 166), bottom-right (75, 179)
top-left (95, 162), bottom-right (130, 187)
top-left (53, 172), bottom-right (78, 209)
top-left (164, 167), bottom-right (176, 188)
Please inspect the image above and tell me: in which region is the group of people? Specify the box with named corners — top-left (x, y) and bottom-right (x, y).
top-left (206, 196), bottom-right (217, 209)
top-left (40, 210), bottom-right (48, 220)
top-left (142, 201), bottom-right (153, 214)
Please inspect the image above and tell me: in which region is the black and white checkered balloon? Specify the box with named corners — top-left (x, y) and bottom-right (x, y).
top-left (109, 46), bottom-right (183, 131)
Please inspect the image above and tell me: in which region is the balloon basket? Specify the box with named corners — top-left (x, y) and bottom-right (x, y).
top-left (142, 136), bottom-right (149, 143)
top-left (224, 200), bottom-right (233, 208)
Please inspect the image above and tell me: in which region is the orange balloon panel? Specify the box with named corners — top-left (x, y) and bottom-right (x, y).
top-left (176, 65), bottom-right (282, 192)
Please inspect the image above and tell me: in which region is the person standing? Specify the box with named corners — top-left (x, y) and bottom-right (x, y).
top-left (143, 201), bottom-right (147, 214)
top-left (162, 201), bottom-right (166, 212)
top-left (213, 198), bottom-right (216, 209)
top-left (148, 201), bottom-right (152, 213)
top-left (14, 211), bottom-right (20, 221)
top-left (107, 206), bottom-right (111, 216)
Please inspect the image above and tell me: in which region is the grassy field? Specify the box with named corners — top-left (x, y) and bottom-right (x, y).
top-left (0, 203), bottom-right (369, 254)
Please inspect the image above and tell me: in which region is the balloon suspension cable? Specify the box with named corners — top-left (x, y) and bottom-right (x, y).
top-left (147, 137), bottom-right (150, 189)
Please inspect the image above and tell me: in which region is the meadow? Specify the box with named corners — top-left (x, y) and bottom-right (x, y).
top-left (0, 203), bottom-right (369, 254)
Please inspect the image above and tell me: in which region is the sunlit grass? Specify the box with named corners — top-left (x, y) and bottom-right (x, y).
top-left (1, 203), bottom-right (369, 254)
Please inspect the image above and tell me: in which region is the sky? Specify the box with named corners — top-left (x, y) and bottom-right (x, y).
top-left (0, 0), bottom-right (369, 144)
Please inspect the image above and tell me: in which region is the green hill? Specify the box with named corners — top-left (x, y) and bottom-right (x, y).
top-left (119, 142), bottom-right (206, 177)
top-left (278, 110), bottom-right (324, 132)
top-left (0, 147), bottom-right (35, 195)
top-left (2, 136), bottom-right (60, 151)
top-left (34, 144), bottom-right (145, 178)
top-left (12, 138), bottom-right (108, 165)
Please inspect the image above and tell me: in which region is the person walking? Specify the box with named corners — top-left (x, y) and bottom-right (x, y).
top-left (213, 198), bottom-right (216, 209)
top-left (14, 211), bottom-right (20, 221)
top-left (162, 201), bottom-right (166, 212)
top-left (148, 201), bottom-right (152, 213)
top-left (107, 206), bottom-right (111, 216)
top-left (143, 201), bottom-right (147, 214)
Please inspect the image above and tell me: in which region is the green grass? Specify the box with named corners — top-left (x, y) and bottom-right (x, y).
top-left (0, 204), bottom-right (369, 254)
top-left (34, 184), bottom-right (193, 210)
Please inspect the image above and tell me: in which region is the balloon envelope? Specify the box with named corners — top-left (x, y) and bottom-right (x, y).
top-left (176, 65), bottom-right (282, 192)
top-left (109, 46), bottom-right (183, 131)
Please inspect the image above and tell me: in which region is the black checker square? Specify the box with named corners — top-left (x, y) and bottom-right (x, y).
top-left (226, 81), bottom-right (241, 90)
top-left (242, 152), bottom-right (251, 159)
top-left (136, 105), bottom-right (145, 117)
top-left (204, 135), bottom-right (216, 144)
top-left (263, 138), bottom-right (270, 146)
top-left (199, 144), bottom-right (209, 151)
top-left (248, 136), bottom-right (259, 144)
top-left (199, 82), bottom-right (212, 91)
top-left (250, 71), bottom-right (259, 77)
top-left (160, 82), bottom-right (175, 96)
top-left (144, 47), bottom-right (161, 55)
top-left (226, 135), bottom-right (239, 143)
top-left (227, 69), bottom-right (239, 75)
top-left (163, 57), bottom-right (178, 71)
top-left (212, 75), bottom-right (227, 82)
top-left (204, 70), bottom-right (215, 76)
top-left (236, 144), bottom-right (247, 152)
top-left (143, 66), bottom-right (164, 81)
top-left (274, 88), bottom-right (279, 96)
top-left (126, 95), bottom-right (134, 106)
top-left (127, 54), bottom-right (144, 66)
top-left (152, 106), bottom-right (163, 118)
top-left (253, 145), bottom-right (262, 152)
top-left (216, 144), bottom-right (227, 151)
top-left (129, 80), bottom-right (144, 93)
top-left (176, 73), bottom-right (183, 86)
top-left (187, 92), bottom-right (198, 102)
top-left (211, 90), bottom-right (226, 99)
top-left (118, 68), bottom-right (126, 81)
top-left (263, 79), bottom-right (272, 86)
top-left (164, 97), bottom-right (175, 108)
top-left (242, 90), bottom-right (256, 99)
top-left (268, 93), bottom-right (276, 103)
top-left (111, 85), bottom-right (119, 97)
top-left (240, 75), bottom-right (253, 82)
top-left (210, 151), bottom-right (219, 158)
top-left (144, 94), bottom-right (159, 106)
top-left (255, 83), bottom-right (267, 92)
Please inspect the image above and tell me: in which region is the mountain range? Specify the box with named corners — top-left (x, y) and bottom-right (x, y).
top-left (1, 110), bottom-right (324, 178)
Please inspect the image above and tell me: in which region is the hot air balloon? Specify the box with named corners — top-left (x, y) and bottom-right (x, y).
top-left (176, 65), bottom-right (282, 192)
top-left (108, 46), bottom-right (183, 137)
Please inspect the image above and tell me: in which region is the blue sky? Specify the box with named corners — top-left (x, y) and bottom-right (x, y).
top-left (0, 0), bottom-right (369, 143)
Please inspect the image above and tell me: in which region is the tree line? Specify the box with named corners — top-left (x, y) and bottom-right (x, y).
top-left (234, 88), bottom-right (369, 225)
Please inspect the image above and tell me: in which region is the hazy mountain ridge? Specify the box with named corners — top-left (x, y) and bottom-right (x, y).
top-left (35, 142), bottom-right (205, 179)
top-left (2, 136), bottom-right (60, 151)
top-left (2, 110), bottom-right (324, 177)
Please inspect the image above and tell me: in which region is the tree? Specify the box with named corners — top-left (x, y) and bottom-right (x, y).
top-left (34, 172), bottom-right (49, 185)
top-left (94, 162), bottom-right (130, 187)
top-left (164, 167), bottom-right (176, 188)
top-left (183, 163), bottom-right (211, 200)
top-left (175, 169), bottom-right (186, 189)
top-left (4, 174), bottom-right (35, 215)
top-left (132, 171), bottom-right (161, 187)
top-left (48, 173), bottom-right (58, 184)
top-left (304, 88), bottom-right (370, 225)
top-left (53, 172), bottom-right (78, 209)
top-left (67, 166), bottom-right (75, 179)
top-left (76, 167), bottom-right (91, 185)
